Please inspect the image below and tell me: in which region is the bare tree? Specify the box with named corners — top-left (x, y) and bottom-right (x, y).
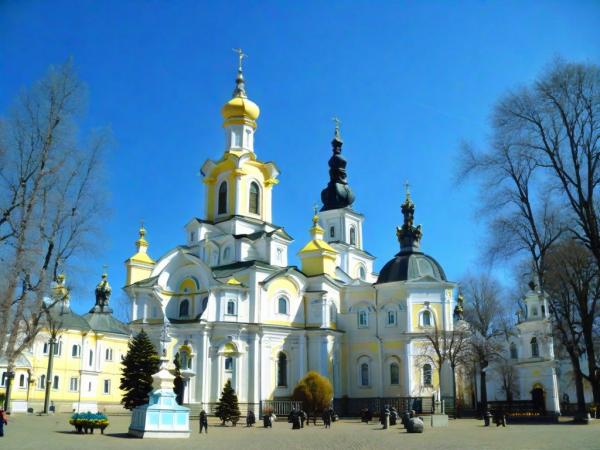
top-left (461, 273), bottom-right (506, 414)
top-left (0, 61), bottom-right (108, 411)
top-left (458, 59), bottom-right (600, 405)
top-left (417, 318), bottom-right (470, 417)
top-left (545, 239), bottom-right (600, 417)
top-left (494, 358), bottom-right (519, 402)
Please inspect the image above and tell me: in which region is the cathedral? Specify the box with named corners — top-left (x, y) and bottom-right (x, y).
top-left (124, 59), bottom-right (459, 413)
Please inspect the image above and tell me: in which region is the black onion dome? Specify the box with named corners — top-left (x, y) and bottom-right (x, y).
top-left (376, 251), bottom-right (447, 284)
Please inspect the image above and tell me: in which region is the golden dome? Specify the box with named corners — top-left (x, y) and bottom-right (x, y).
top-left (221, 96), bottom-right (260, 125)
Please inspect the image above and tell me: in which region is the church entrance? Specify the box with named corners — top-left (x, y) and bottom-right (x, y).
top-left (531, 383), bottom-right (545, 413)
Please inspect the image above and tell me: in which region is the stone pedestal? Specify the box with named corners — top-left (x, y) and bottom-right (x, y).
top-left (128, 359), bottom-right (190, 438)
top-left (430, 414), bottom-right (449, 427)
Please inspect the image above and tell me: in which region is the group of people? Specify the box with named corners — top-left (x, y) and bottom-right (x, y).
top-left (286, 408), bottom-right (338, 429)
top-left (360, 406), bottom-right (401, 429)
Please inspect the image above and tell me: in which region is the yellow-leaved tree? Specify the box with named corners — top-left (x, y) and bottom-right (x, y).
top-left (292, 371), bottom-right (333, 419)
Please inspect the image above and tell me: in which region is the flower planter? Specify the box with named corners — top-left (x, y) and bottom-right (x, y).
top-left (69, 412), bottom-right (110, 434)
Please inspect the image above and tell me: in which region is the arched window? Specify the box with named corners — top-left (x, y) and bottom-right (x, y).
top-left (72, 344), bottom-right (81, 358)
top-left (54, 340), bottom-right (62, 356)
top-left (421, 310), bottom-right (432, 327)
top-left (277, 352), bottom-right (287, 387)
top-left (278, 297), bottom-right (288, 315)
top-left (223, 247), bottom-right (231, 262)
top-left (43, 342), bottom-right (49, 355)
top-left (423, 364), bottom-right (432, 386)
top-left (89, 350), bottom-right (94, 367)
top-left (358, 266), bottom-right (366, 280)
top-left (225, 356), bottom-right (233, 372)
top-left (19, 373), bottom-right (25, 388)
top-left (329, 226), bottom-right (335, 238)
top-left (390, 363), bottom-right (400, 385)
top-left (360, 363), bottom-right (369, 386)
top-left (218, 182), bottom-right (228, 215)
top-left (249, 182), bottom-right (260, 214)
top-left (387, 310), bottom-right (397, 326)
top-left (39, 374), bottom-right (46, 389)
top-left (179, 299), bottom-right (190, 318)
top-left (52, 375), bottom-right (59, 390)
top-left (349, 226), bottom-right (356, 245)
top-left (531, 337), bottom-right (539, 357)
top-left (227, 299), bottom-right (236, 315)
top-left (358, 309), bottom-right (368, 328)
top-left (510, 342), bottom-right (518, 360)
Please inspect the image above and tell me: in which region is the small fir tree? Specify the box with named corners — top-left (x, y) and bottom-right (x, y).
top-left (214, 379), bottom-right (241, 426)
top-left (293, 371), bottom-right (333, 417)
top-left (173, 352), bottom-right (184, 405)
top-left (120, 329), bottom-right (160, 410)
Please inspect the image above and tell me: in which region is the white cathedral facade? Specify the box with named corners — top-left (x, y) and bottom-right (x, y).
top-left (122, 60), bottom-right (561, 415)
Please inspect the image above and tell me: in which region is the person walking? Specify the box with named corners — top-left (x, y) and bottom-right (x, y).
top-left (0, 408), bottom-right (7, 437)
top-left (322, 410), bottom-right (331, 429)
top-left (199, 410), bottom-right (208, 434)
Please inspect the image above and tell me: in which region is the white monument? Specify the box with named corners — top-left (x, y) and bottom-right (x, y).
top-left (128, 321), bottom-right (190, 438)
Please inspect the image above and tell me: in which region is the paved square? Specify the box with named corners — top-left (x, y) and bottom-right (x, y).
top-left (1, 414), bottom-right (599, 450)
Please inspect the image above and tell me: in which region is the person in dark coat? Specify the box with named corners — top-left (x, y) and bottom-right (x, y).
top-left (0, 408), bottom-right (7, 437)
top-left (246, 410), bottom-right (256, 427)
top-left (322, 410), bottom-right (331, 428)
top-left (299, 410), bottom-right (306, 428)
top-left (199, 410), bottom-right (208, 434)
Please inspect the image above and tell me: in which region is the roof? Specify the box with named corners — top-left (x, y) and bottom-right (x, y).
top-left (45, 303), bottom-right (91, 332)
top-left (376, 251), bottom-right (447, 284)
top-left (83, 311), bottom-right (131, 336)
top-left (299, 239), bottom-right (336, 254)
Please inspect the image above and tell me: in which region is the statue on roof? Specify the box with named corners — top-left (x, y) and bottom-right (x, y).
top-left (93, 271), bottom-right (113, 313)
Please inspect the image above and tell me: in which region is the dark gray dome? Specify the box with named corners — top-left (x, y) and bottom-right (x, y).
top-left (376, 251), bottom-right (446, 284)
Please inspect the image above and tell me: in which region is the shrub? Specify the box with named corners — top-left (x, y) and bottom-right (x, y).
top-left (292, 371), bottom-right (333, 415)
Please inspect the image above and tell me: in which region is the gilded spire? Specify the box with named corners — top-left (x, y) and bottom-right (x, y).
top-left (396, 184), bottom-right (422, 252)
top-left (232, 48), bottom-right (247, 98)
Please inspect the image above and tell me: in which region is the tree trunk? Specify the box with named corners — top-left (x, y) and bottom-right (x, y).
top-left (3, 368), bottom-right (14, 413)
top-left (480, 366), bottom-right (488, 414)
top-left (43, 338), bottom-right (56, 414)
top-left (451, 365), bottom-right (458, 418)
top-left (570, 355), bottom-right (587, 416)
top-left (582, 330), bottom-right (600, 404)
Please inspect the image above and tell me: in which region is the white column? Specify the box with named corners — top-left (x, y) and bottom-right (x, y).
top-left (132, 296), bottom-right (138, 321)
top-left (298, 332), bottom-right (307, 380)
top-left (234, 175), bottom-right (242, 215)
top-left (404, 341), bottom-right (413, 396)
top-left (547, 367), bottom-right (561, 413)
top-left (250, 333), bottom-right (260, 411)
top-left (201, 331), bottom-right (211, 406)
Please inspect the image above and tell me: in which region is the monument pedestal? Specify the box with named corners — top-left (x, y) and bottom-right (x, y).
top-left (430, 414), bottom-right (449, 427)
top-left (128, 360), bottom-right (190, 438)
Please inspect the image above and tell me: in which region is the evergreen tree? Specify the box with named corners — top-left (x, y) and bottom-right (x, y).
top-left (173, 352), bottom-right (184, 405)
top-left (120, 329), bottom-right (160, 410)
top-left (214, 379), bottom-right (241, 426)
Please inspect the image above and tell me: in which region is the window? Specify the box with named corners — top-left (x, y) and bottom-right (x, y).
top-left (88, 381), bottom-right (92, 392)
top-left (349, 226), bottom-right (356, 245)
top-left (19, 373), bottom-right (25, 388)
top-left (218, 182), bottom-right (228, 215)
top-left (226, 299), bottom-right (236, 315)
top-left (421, 310), bottom-right (432, 327)
top-left (249, 182), bottom-right (260, 214)
top-left (52, 375), bottom-right (59, 390)
top-left (0, 372), bottom-right (6, 387)
top-left (54, 341), bottom-right (62, 356)
top-left (423, 364), bottom-right (432, 386)
top-left (43, 342), bottom-right (49, 355)
top-left (510, 342), bottom-right (518, 360)
top-left (360, 363), bottom-right (369, 386)
top-left (179, 299), bottom-right (190, 318)
top-left (358, 266), bottom-right (366, 280)
top-left (103, 379), bottom-right (111, 394)
top-left (89, 350), bottom-right (94, 367)
top-left (531, 337), bottom-right (539, 358)
top-left (390, 363), bottom-right (400, 385)
top-left (70, 377), bottom-right (79, 392)
top-left (532, 307), bottom-right (538, 317)
top-left (277, 352), bottom-right (287, 387)
top-left (223, 247), bottom-right (231, 262)
top-left (276, 247), bottom-right (283, 264)
top-left (329, 226), bottom-right (335, 238)
top-left (225, 356), bottom-right (233, 372)
top-left (278, 297), bottom-right (288, 315)
top-left (358, 309), bottom-right (368, 328)
top-left (39, 374), bottom-right (46, 389)
top-left (190, 231), bottom-right (195, 242)
top-left (541, 304), bottom-right (546, 316)
top-left (105, 348), bottom-right (113, 361)
top-left (72, 344), bottom-right (81, 358)
top-left (387, 310), bottom-right (397, 326)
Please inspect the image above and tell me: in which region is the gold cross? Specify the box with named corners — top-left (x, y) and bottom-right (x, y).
top-left (232, 48), bottom-right (247, 71)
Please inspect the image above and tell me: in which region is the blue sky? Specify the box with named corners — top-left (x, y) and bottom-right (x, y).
top-left (1, 1), bottom-right (599, 319)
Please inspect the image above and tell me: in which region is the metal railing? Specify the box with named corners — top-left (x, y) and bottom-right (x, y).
top-left (261, 400), bottom-right (302, 416)
top-left (334, 396), bottom-right (434, 417)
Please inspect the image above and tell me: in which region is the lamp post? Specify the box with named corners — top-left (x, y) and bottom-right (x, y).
top-left (43, 336), bottom-right (57, 414)
top-left (3, 370), bottom-right (15, 412)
